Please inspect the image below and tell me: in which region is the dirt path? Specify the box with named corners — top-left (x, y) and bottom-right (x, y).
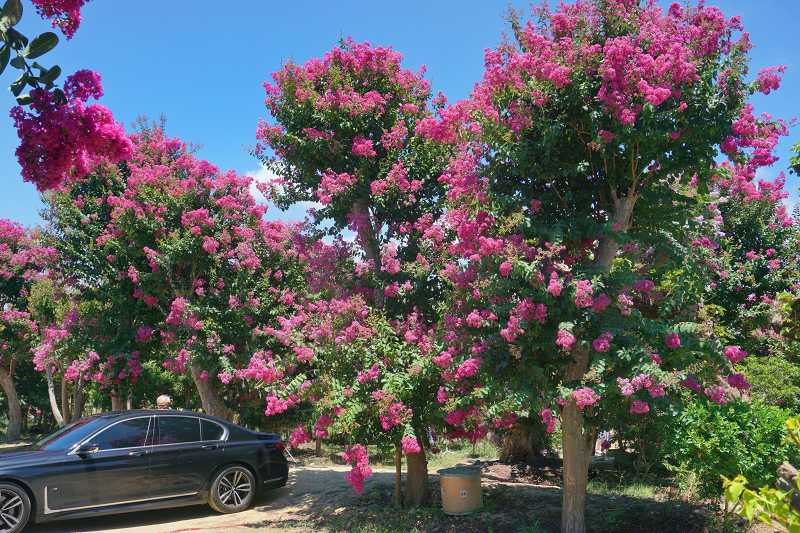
top-left (27, 465), bottom-right (388, 533)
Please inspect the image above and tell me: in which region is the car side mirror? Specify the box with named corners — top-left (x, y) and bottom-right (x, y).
top-left (76, 443), bottom-right (100, 457)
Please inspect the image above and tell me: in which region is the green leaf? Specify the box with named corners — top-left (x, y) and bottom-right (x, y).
top-left (39, 64), bottom-right (61, 85)
top-left (23, 32), bottom-right (58, 59)
top-left (9, 54), bottom-right (24, 68)
top-left (14, 92), bottom-right (31, 104)
top-left (52, 87), bottom-right (66, 105)
top-left (10, 71), bottom-right (26, 95)
top-left (0, 0), bottom-right (22, 30)
top-left (5, 27), bottom-right (28, 47)
top-left (0, 45), bottom-right (9, 75)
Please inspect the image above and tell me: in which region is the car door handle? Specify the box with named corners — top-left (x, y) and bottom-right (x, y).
top-left (201, 444), bottom-right (219, 450)
top-left (128, 450), bottom-right (148, 457)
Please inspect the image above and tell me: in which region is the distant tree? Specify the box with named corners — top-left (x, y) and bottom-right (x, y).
top-left (0, 219), bottom-right (56, 440)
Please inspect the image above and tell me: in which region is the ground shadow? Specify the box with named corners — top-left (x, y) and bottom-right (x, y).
top-left (27, 466), bottom-right (716, 533)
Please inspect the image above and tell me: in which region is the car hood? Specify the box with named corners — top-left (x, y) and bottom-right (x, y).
top-left (0, 445), bottom-right (63, 468)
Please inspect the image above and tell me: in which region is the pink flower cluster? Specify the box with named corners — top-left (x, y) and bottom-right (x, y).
top-left (32, 0), bottom-right (88, 39)
top-left (379, 401), bottom-right (410, 430)
top-left (592, 332), bottom-right (613, 353)
top-left (316, 170), bottom-right (356, 204)
top-left (629, 400), bottom-right (650, 414)
top-left (313, 415), bottom-right (333, 439)
top-left (357, 363), bottom-right (380, 384)
top-left (342, 444), bottom-right (372, 494)
top-left (723, 345), bottom-right (747, 363)
top-left (540, 408), bottom-right (557, 433)
top-left (574, 280), bottom-right (594, 308)
top-left (664, 332), bottom-right (681, 349)
top-left (572, 387), bottom-right (601, 410)
top-left (617, 374), bottom-right (665, 399)
top-left (555, 329), bottom-right (576, 351)
top-left (11, 70), bottom-right (132, 191)
top-left (401, 435), bottom-right (422, 455)
top-left (755, 65), bottom-right (786, 95)
top-left (454, 357), bottom-right (480, 380)
top-left (288, 426), bottom-right (311, 448)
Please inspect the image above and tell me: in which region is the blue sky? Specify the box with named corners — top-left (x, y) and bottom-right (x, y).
top-left (1, 0), bottom-right (798, 227)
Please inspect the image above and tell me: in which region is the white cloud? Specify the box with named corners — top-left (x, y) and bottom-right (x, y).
top-left (784, 193), bottom-right (798, 215)
top-left (245, 165), bottom-right (321, 224)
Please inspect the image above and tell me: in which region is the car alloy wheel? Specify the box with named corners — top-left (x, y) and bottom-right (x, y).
top-left (0, 485), bottom-right (29, 533)
top-left (210, 466), bottom-right (255, 513)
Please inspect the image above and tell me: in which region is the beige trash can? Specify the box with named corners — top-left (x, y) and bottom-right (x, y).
top-left (439, 466), bottom-right (482, 515)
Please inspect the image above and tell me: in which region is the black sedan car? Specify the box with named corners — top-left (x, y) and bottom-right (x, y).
top-left (0, 410), bottom-right (288, 533)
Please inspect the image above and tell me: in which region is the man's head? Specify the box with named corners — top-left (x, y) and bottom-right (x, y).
top-left (156, 395), bottom-right (172, 410)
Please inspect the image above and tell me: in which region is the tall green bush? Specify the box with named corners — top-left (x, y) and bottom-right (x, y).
top-left (662, 400), bottom-right (798, 499)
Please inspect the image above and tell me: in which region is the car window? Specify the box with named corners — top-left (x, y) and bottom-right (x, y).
top-left (201, 419), bottom-right (225, 441)
top-left (92, 418), bottom-right (151, 450)
top-left (157, 416), bottom-right (201, 445)
top-left (36, 417), bottom-right (105, 451)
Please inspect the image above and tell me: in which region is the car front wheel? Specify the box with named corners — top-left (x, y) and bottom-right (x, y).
top-left (0, 483), bottom-right (30, 533)
top-left (208, 465), bottom-right (256, 514)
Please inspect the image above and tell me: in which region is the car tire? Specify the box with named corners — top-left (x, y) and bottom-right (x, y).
top-left (208, 465), bottom-right (256, 514)
top-left (0, 483), bottom-right (31, 533)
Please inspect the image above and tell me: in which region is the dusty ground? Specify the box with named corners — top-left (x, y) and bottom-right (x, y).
top-left (23, 463), bottom-right (731, 533)
top-left (27, 465), bottom-right (361, 533)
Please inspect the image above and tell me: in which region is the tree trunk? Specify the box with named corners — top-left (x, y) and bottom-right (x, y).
top-left (500, 416), bottom-right (550, 463)
top-left (393, 446), bottom-right (403, 507)
top-left (315, 438), bottom-right (322, 456)
top-left (0, 366), bottom-right (22, 442)
top-left (110, 388), bottom-right (126, 411)
top-left (560, 348), bottom-right (592, 533)
top-left (45, 367), bottom-right (65, 426)
top-left (126, 391), bottom-right (133, 410)
top-left (561, 399), bottom-right (592, 533)
top-left (60, 378), bottom-right (71, 424)
top-left (596, 193), bottom-right (637, 270)
top-left (190, 363), bottom-right (234, 420)
top-left (352, 200), bottom-right (385, 308)
top-left (71, 376), bottom-right (85, 422)
top-left (405, 446), bottom-right (430, 506)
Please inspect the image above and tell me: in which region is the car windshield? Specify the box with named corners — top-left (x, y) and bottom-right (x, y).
top-left (35, 417), bottom-right (106, 451)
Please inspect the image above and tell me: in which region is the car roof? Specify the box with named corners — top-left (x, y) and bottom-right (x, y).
top-left (96, 409), bottom-right (237, 427)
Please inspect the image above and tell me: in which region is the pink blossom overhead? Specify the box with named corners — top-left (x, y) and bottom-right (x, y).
top-left (755, 65), bottom-right (786, 94)
top-left (11, 71), bottom-right (132, 191)
top-left (32, 0), bottom-right (89, 39)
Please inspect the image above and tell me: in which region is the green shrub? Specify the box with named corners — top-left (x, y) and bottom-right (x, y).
top-left (662, 399), bottom-right (798, 499)
top-left (743, 355), bottom-right (800, 412)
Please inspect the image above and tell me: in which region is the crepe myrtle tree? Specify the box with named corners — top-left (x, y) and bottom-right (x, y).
top-left (258, 240), bottom-right (522, 505)
top-left (691, 176), bottom-right (800, 405)
top-left (41, 155), bottom-right (157, 412)
top-left (417, 1), bottom-right (788, 531)
top-left (255, 39), bottom-right (476, 506)
top-left (43, 125), bottom-right (307, 419)
top-left (0, 219), bottom-right (56, 440)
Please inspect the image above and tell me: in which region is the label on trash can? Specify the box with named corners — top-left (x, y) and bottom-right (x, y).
top-left (460, 489), bottom-right (468, 498)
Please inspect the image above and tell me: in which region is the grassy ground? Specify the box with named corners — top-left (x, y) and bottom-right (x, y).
top-left (291, 440), bottom-right (499, 470)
